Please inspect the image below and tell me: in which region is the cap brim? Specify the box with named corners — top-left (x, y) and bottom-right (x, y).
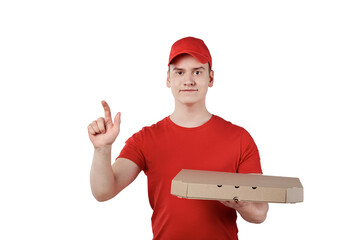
top-left (168, 51), bottom-right (209, 66)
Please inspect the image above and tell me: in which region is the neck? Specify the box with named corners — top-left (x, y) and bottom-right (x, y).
top-left (170, 100), bottom-right (212, 127)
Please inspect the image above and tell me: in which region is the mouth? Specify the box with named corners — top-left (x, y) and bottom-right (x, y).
top-left (180, 90), bottom-right (198, 92)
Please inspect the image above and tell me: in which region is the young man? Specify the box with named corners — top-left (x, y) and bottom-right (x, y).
top-left (88, 37), bottom-right (269, 240)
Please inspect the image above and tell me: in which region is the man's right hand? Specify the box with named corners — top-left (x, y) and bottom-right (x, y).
top-left (88, 100), bottom-right (121, 149)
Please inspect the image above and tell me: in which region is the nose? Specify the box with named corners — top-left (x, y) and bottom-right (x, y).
top-left (183, 73), bottom-right (196, 86)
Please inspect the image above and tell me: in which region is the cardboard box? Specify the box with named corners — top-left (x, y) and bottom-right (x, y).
top-left (171, 169), bottom-right (303, 203)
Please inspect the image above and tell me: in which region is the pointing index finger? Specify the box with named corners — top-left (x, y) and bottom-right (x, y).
top-left (101, 100), bottom-right (113, 125)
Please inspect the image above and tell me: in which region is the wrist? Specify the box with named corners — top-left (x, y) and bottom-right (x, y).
top-left (94, 144), bottom-right (112, 152)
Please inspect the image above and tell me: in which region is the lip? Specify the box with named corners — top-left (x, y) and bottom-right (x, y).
top-left (181, 90), bottom-right (198, 92)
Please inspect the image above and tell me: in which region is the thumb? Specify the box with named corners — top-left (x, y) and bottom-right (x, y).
top-left (114, 112), bottom-right (121, 130)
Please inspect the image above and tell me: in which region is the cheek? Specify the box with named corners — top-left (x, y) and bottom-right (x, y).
top-left (170, 81), bottom-right (181, 89)
top-left (170, 85), bottom-right (179, 96)
top-left (199, 84), bottom-right (209, 93)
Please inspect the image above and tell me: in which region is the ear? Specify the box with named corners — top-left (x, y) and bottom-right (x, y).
top-left (208, 70), bottom-right (214, 87)
top-left (166, 70), bottom-right (171, 88)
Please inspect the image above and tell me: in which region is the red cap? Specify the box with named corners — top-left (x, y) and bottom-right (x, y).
top-left (168, 36), bottom-right (212, 69)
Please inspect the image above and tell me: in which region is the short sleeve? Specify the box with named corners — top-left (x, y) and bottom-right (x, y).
top-left (237, 128), bottom-right (263, 174)
top-left (116, 130), bottom-right (146, 171)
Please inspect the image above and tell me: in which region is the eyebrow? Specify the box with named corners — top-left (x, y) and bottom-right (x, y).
top-left (172, 66), bottom-right (206, 71)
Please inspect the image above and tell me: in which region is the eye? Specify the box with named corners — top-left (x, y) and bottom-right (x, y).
top-left (194, 71), bottom-right (201, 75)
top-left (176, 71), bottom-right (183, 76)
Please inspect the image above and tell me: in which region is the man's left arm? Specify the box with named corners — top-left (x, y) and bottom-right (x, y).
top-left (219, 200), bottom-right (269, 224)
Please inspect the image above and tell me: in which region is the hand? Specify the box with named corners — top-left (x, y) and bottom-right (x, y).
top-left (219, 200), bottom-right (269, 223)
top-left (88, 100), bottom-right (121, 149)
top-left (218, 200), bottom-right (250, 211)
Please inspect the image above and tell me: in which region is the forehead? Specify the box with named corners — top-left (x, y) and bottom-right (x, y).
top-left (169, 54), bottom-right (208, 70)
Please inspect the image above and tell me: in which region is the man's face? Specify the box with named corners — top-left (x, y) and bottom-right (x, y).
top-left (167, 54), bottom-right (214, 106)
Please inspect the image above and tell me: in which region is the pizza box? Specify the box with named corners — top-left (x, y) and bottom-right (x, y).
top-left (171, 169), bottom-right (303, 203)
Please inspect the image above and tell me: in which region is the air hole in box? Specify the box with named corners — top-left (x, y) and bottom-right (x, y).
top-left (217, 185), bottom-right (222, 187)
top-left (252, 187), bottom-right (257, 189)
top-left (235, 186), bottom-right (239, 188)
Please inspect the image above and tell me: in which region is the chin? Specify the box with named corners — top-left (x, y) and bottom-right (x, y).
top-left (181, 100), bottom-right (199, 105)
top-left (174, 97), bottom-right (194, 104)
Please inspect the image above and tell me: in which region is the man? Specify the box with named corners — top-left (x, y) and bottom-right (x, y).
top-left (88, 36), bottom-right (269, 240)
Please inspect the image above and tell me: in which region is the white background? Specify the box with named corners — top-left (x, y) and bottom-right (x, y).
top-left (1, 0), bottom-right (359, 239)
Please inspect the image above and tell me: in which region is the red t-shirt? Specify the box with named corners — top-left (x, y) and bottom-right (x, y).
top-left (117, 114), bottom-right (262, 240)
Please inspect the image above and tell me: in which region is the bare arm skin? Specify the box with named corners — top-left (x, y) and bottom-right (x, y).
top-left (88, 100), bottom-right (141, 202)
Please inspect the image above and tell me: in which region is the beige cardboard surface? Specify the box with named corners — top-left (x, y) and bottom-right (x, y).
top-left (171, 169), bottom-right (303, 203)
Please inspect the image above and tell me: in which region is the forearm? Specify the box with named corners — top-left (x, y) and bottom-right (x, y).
top-left (90, 145), bottom-right (116, 201)
top-left (236, 202), bottom-right (269, 224)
